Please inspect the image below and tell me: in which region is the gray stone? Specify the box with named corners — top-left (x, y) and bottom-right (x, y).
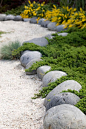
top-left (23, 33), bottom-right (55, 46)
top-left (41, 20), bottom-right (50, 28)
top-left (42, 71), bottom-right (67, 87)
top-left (58, 32), bottom-right (68, 36)
top-left (38, 18), bottom-right (45, 25)
top-left (43, 104), bottom-right (86, 129)
top-left (30, 17), bottom-right (38, 24)
top-left (21, 50), bottom-right (30, 55)
top-left (26, 58), bottom-right (42, 75)
top-left (44, 80), bottom-right (82, 106)
top-left (23, 18), bottom-right (31, 22)
top-left (5, 15), bottom-right (15, 20)
top-left (20, 51), bottom-right (42, 67)
top-left (14, 15), bottom-right (23, 21)
top-left (0, 14), bottom-right (6, 21)
top-left (23, 37), bottom-right (49, 46)
top-left (46, 92), bottom-right (80, 111)
top-left (47, 22), bottom-right (57, 31)
top-left (56, 25), bottom-right (67, 32)
top-left (37, 65), bottom-right (51, 80)
top-left (44, 34), bottom-right (54, 40)
top-left (26, 70), bottom-right (37, 75)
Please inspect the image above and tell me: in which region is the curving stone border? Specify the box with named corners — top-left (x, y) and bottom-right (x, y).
top-left (0, 14), bottom-right (67, 32)
top-left (0, 14), bottom-right (85, 129)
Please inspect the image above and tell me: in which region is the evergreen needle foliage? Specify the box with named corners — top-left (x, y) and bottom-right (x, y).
top-left (0, 41), bottom-right (21, 60)
top-left (12, 27), bottom-right (86, 114)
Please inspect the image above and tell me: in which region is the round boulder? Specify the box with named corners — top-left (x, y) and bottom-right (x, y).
top-left (26, 58), bottom-right (42, 75)
top-left (46, 92), bottom-right (80, 111)
top-left (41, 20), bottom-right (50, 28)
top-left (30, 17), bottom-right (38, 24)
top-left (44, 80), bottom-right (82, 106)
top-left (0, 14), bottom-right (6, 21)
top-left (56, 25), bottom-right (67, 32)
top-left (42, 71), bottom-right (67, 87)
top-left (23, 18), bottom-right (31, 22)
top-left (43, 104), bottom-right (86, 129)
top-left (44, 34), bottom-right (54, 40)
top-left (5, 15), bottom-right (15, 20)
top-left (24, 37), bottom-right (49, 46)
top-left (58, 32), bottom-right (68, 36)
top-left (20, 51), bottom-right (42, 67)
top-left (21, 50), bottom-right (30, 55)
top-left (47, 22), bottom-right (57, 31)
top-left (14, 15), bottom-right (23, 21)
top-left (37, 65), bottom-right (51, 80)
top-left (38, 18), bottom-right (46, 25)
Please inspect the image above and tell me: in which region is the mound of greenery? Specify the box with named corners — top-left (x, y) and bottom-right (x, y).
top-left (12, 27), bottom-right (86, 114)
top-left (4, 4), bottom-right (25, 15)
top-left (0, 41), bottom-right (21, 59)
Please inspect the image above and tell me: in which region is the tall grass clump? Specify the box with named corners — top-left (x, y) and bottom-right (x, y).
top-left (0, 41), bottom-right (21, 60)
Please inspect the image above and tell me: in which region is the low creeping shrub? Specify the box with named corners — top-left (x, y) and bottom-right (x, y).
top-left (12, 27), bottom-right (86, 114)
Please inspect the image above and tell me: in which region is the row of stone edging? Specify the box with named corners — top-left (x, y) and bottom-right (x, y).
top-left (0, 14), bottom-right (86, 129)
top-left (0, 14), bottom-right (67, 32)
top-left (20, 41), bottom-right (86, 128)
top-left (20, 51), bottom-right (86, 129)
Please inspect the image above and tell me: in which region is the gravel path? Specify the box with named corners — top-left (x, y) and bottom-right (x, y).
top-left (0, 21), bottom-right (55, 129)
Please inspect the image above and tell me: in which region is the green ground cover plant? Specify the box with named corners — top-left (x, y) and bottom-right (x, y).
top-left (0, 31), bottom-right (6, 37)
top-left (12, 27), bottom-right (86, 114)
top-left (0, 41), bottom-right (21, 59)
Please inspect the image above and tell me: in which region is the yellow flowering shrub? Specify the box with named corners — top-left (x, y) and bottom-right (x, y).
top-left (64, 8), bottom-right (86, 29)
top-left (20, 0), bottom-right (46, 19)
top-left (20, 0), bottom-right (86, 29)
top-left (45, 6), bottom-right (77, 26)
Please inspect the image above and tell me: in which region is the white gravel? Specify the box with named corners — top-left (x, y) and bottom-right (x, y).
top-left (0, 21), bottom-right (56, 129)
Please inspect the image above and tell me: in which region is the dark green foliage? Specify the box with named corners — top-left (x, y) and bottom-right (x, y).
top-left (3, 1), bottom-right (54, 16)
top-left (76, 97), bottom-right (86, 114)
top-left (0, 0), bottom-right (26, 13)
top-left (0, 41), bottom-right (21, 59)
top-left (75, 0), bottom-right (86, 11)
top-left (12, 27), bottom-right (86, 114)
top-left (59, 0), bottom-right (86, 11)
top-left (4, 5), bottom-right (25, 15)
